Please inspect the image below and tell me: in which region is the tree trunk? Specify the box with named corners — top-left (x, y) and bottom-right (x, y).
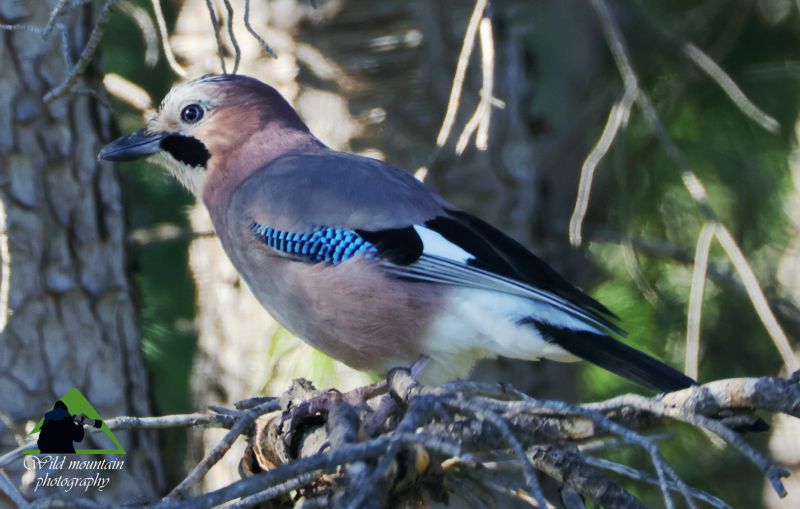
top-left (0, 1), bottom-right (162, 504)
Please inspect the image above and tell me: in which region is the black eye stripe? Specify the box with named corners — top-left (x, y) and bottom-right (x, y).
top-left (160, 135), bottom-right (210, 168)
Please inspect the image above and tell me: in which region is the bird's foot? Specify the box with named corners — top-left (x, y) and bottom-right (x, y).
top-left (278, 380), bottom-right (389, 450)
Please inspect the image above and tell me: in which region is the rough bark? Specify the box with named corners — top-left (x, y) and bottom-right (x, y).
top-left (0, 0), bottom-right (161, 504)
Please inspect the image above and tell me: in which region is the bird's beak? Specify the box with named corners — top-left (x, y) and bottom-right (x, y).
top-left (98, 129), bottom-right (166, 162)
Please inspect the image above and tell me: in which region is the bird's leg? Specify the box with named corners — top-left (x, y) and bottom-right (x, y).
top-left (365, 356), bottom-right (429, 436)
top-left (279, 379), bottom-right (391, 450)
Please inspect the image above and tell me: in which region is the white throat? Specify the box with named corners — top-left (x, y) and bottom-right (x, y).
top-left (151, 152), bottom-right (208, 197)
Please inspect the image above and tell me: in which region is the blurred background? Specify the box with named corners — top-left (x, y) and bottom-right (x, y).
top-left (2, 0), bottom-right (800, 506)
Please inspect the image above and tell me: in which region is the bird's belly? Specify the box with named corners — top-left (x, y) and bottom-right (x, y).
top-left (234, 251), bottom-right (445, 372)
top-left (227, 233), bottom-right (577, 384)
top-left (416, 287), bottom-right (579, 384)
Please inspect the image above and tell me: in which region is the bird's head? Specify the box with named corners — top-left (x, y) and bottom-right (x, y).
top-left (99, 74), bottom-right (312, 197)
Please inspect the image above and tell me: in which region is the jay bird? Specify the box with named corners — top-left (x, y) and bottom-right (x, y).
top-left (100, 74), bottom-right (694, 392)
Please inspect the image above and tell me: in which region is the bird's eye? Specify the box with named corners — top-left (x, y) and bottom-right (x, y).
top-left (180, 104), bottom-right (204, 124)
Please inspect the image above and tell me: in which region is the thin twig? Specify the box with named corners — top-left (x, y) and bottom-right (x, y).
top-left (435, 0), bottom-right (487, 147)
top-left (568, 83), bottom-right (637, 246)
top-left (474, 15), bottom-right (495, 150)
top-left (151, 0), bottom-right (188, 77)
top-left (686, 223), bottom-right (715, 379)
top-left (103, 72), bottom-right (154, 114)
top-left (221, 0), bottom-right (241, 74)
top-left (498, 390), bottom-right (682, 509)
top-left (119, 0), bottom-right (159, 67)
top-left (589, 0), bottom-right (797, 374)
top-left (0, 470), bottom-right (29, 509)
top-left (588, 393), bottom-right (790, 497)
top-left (165, 400), bottom-right (279, 500)
top-left (43, 0), bottom-right (119, 103)
top-left (582, 455), bottom-right (731, 509)
top-left (683, 42), bottom-right (779, 133)
top-left (244, 0), bottom-right (277, 59)
top-left (713, 224), bottom-right (799, 372)
top-left (152, 433), bottom-right (459, 509)
top-left (204, 0), bottom-right (228, 74)
top-left (43, 0), bottom-right (70, 37)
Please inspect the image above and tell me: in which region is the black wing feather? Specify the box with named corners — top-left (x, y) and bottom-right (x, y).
top-left (445, 209), bottom-right (620, 322)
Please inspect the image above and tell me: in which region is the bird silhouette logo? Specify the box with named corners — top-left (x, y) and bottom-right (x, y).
top-left (26, 388), bottom-right (125, 455)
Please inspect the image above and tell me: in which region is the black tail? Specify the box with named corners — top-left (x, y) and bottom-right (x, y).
top-left (534, 322), bottom-right (695, 392)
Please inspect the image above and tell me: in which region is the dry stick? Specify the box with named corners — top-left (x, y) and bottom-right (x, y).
top-left (153, 433), bottom-right (459, 509)
top-left (582, 456), bottom-right (731, 509)
top-left (221, 0), bottom-right (241, 74)
top-left (227, 473), bottom-right (318, 509)
top-left (244, 0), bottom-right (277, 59)
top-left (588, 393), bottom-right (790, 497)
top-left (104, 413), bottom-right (236, 430)
top-left (43, 0), bottom-right (69, 37)
top-left (713, 224), bottom-right (799, 371)
top-left (0, 470), bottom-right (29, 509)
top-left (683, 42), bottom-right (779, 134)
top-left (455, 14), bottom-right (496, 155)
top-left (474, 16), bottom-right (495, 150)
top-left (0, 21), bottom-right (70, 70)
top-left (445, 398), bottom-right (550, 509)
top-left (204, 0), bottom-right (227, 74)
top-left (526, 445), bottom-right (647, 509)
top-left (455, 103), bottom-right (485, 155)
top-left (686, 223), bottom-right (715, 379)
top-left (43, 0), bottom-right (118, 103)
top-left (165, 400), bottom-right (280, 501)
top-left (0, 412), bottom-right (235, 470)
top-left (151, 0), bottom-right (188, 77)
top-left (498, 391), bottom-right (682, 509)
top-left (435, 0), bottom-right (487, 147)
top-left (103, 72), bottom-right (153, 113)
top-left (119, 0), bottom-right (159, 67)
top-left (568, 83), bottom-right (637, 246)
top-left (588, 0), bottom-right (797, 374)
top-left (621, 241), bottom-right (661, 305)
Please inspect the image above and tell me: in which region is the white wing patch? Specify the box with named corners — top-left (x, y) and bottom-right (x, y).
top-left (413, 225), bottom-right (475, 263)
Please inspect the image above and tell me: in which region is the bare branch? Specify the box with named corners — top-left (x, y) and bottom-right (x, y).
top-left (686, 222), bottom-right (715, 379)
top-left (528, 445), bottom-right (646, 509)
top-left (43, 0), bottom-right (119, 103)
top-left (119, 0), bottom-right (159, 68)
top-left (204, 0), bottom-right (228, 74)
top-left (683, 42), bottom-right (780, 134)
top-left (582, 455), bottom-right (731, 509)
top-left (6, 374), bottom-right (796, 507)
top-left (0, 469), bottom-right (29, 509)
top-left (221, 0), bottom-right (242, 74)
top-left (475, 16), bottom-right (495, 150)
top-left (164, 400), bottom-right (280, 501)
top-left (244, 0), bottom-right (277, 59)
top-left (588, 0), bottom-right (797, 374)
top-left (568, 83), bottom-right (637, 246)
top-left (42, 0), bottom-right (70, 37)
top-left (151, 0), bottom-right (188, 77)
top-left (435, 0), bottom-right (487, 148)
top-left (713, 224), bottom-right (799, 371)
top-left (103, 72), bottom-right (154, 114)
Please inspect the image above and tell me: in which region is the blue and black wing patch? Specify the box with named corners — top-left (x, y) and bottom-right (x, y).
top-left (250, 223), bottom-right (379, 265)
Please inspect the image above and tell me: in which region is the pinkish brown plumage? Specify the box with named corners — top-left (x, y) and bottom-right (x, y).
top-left (99, 74), bottom-right (695, 390)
